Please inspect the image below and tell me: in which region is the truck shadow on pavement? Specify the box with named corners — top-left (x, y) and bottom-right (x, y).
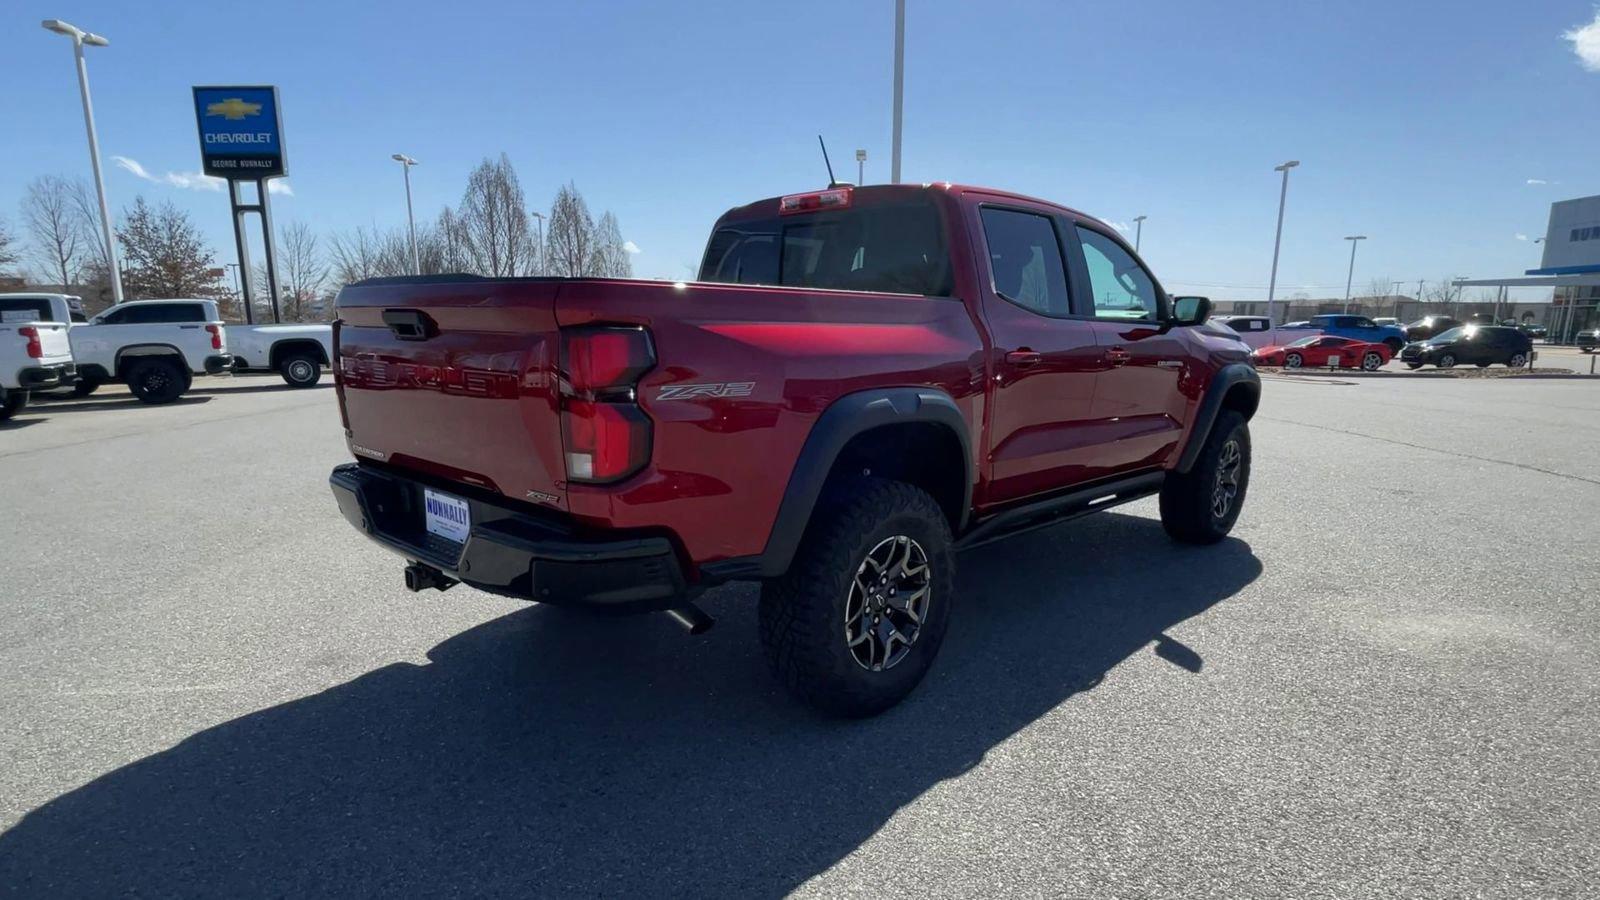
top-left (0, 512), bottom-right (1260, 897)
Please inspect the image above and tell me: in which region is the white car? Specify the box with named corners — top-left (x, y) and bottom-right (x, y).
top-left (1209, 314), bottom-right (1321, 351)
top-left (227, 323), bottom-right (333, 387)
top-left (68, 298), bottom-right (234, 403)
top-left (0, 296), bottom-right (76, 421)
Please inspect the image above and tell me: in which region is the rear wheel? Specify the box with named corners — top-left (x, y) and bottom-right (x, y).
top-left (758, 478), bottom-right (955, 717)
top-left (1438, 353), bottom-right (1457, 369)
top-left (0, 388), bottom-right (28, 421)
top-left (1284, 352), bottom-right (1303, 369)
top-left (1160, 409), bottom-right (1250, 545)
top-left (127, 358), bottom-right (186, 404)
top-left (71, 377), bottom-right (102, 398)
top-left (279, 353), bottom-right (322, 388)
top-left (1361, 351), bottom-right (1383, 371)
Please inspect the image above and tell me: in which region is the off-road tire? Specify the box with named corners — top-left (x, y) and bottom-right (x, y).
top-left (758, 478), bottom-right (955, 718)
top-left (1159, 409), bottom-right (1250, 545)
top-left (280, 353), bottom-right (322, 388)
top-left (127, 358), bottom-right (186, 404)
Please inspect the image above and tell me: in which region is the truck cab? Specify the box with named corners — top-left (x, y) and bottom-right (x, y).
top-left (71, 299), bottom-right (233, 403)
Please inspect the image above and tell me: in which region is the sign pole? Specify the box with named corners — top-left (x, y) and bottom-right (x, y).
top-left (257, 179), bottom-right (282, 323)
top-left (230, 180), bottom-right (256, 325)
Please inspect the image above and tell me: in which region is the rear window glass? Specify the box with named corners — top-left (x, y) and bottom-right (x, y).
top-left (700, 198), bottom-right (952, 297)
top-left (0, 298), bottom-right (56, 323)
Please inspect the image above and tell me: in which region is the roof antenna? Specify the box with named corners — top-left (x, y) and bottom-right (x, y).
top-left (818, 134), bottom-right (846, 188)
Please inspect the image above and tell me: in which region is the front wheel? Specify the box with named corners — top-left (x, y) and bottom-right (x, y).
top-left (1361, 351), bottom-right (1384, 371)
top-left (279, 354), bottom-right (322, 388)
top-left (1508, 351), bottom-right (1528, 368)
top-left (1160, 409), bottom-right (1250, 545)
top-left (127, 358), bottom-right (187, 404)
top-left (758, 478), bottom-right (955, 717)
top-left (1284, 352), bottom-right (1303, 369)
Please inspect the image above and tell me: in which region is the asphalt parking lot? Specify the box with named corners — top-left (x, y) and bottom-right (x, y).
top-left (2, 374), bottom-right (1597, 898)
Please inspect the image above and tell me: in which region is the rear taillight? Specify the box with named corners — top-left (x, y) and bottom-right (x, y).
top-left (205, 324), bottom-right (223, 350)
top-left (559, 326), bottom-right (655, 483)
top-left (18, 327), bottom-right (41, 359)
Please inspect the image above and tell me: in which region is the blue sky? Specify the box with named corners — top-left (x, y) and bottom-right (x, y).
top-left (4, 0), bottom-right (1599, 300)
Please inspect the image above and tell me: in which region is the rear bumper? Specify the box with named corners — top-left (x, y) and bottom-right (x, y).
top-left (329, 462), bottom-right (688, 612)
top-left (19, 363), bottom-right (76, 388)
top-left (203, 354), bottom-right (234, 375)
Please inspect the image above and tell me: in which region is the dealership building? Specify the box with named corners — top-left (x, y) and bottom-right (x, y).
top-left (1455, 193), bottom-right (1600, 341)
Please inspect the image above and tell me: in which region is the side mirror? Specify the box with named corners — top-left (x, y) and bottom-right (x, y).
top-left (1170, 295), bottom-right (1212, 326)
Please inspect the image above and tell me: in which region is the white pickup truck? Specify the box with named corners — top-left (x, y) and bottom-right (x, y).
top-left (0, 296), bottom-right (77, 421)
top-left (8, 296), bottom-right (235, 404)
top-left (227, 322), bottom-right (332, 387)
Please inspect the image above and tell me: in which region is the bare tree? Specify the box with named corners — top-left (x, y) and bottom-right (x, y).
top-left (328, 226), bottom-right (414, 287)
top-left (22, 175), bottom-right (86, 289)
top-left (457, 154), bottom-right (537, 276)
top-left (432, 207), bottom-right (469, 274)
top-left (0, 217), bottom-right (17, 276)
top-left (116, 196), bottom-right (225, 299)
top-left (588, 211), bottom-right (633, 278)
top-left (275, 222), bottom-right (329, 322)
top-left (546, 182), bottom-right (594, 277)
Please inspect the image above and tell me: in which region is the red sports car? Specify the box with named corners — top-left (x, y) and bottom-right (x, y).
top-left (1252, 335), bottom-right (1392, 371)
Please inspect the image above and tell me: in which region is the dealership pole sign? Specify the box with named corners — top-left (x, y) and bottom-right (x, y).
top-left (193, 85), bottom-right (286, 324)
top-left (193, 86), bottom-right (286, 178)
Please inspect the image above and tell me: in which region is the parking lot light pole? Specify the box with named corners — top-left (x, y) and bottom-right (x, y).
top-left (391, 154), bottom-right (420, 275)
top-left (1342, 235), bottom-right (1367, 313)
top-left (42, 19), bottom-right (122, 304)
top-left (891, 0), bottom-right (904, 184)
top-left (856, 148), bottom-right (867, 185)
top-left (1265, 160), bottom-right (1299, 326)
top-left (530, 211), bottom-right (546, 275)
top-left (1133, 215), bottom-right (1147, 252)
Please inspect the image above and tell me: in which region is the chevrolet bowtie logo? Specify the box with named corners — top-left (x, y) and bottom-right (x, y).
top-left (206, 98), bottom-right (262, 120)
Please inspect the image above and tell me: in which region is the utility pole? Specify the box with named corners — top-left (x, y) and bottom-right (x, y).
top-left (1342, 235), bottom-right (1367, 313)
top-left (1265, 160), bottom-right (1299, 325)
top-left (891, 0), bottom-right (905, 184)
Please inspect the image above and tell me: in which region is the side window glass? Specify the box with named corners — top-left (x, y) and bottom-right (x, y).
top-left (100, 308), bottom-right (128, 324)
top-left (979, 207), bottom-right (1070, 317)
top-left (1076, 227), bottom-right (1159, 320)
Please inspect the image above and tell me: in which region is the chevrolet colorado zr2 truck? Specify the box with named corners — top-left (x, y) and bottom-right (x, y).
top-left (329, 183), bottom-right (1260, 716)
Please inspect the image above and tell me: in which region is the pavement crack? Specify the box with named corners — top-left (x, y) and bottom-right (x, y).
top-left (1260, 415), bottom-right (1600, 487)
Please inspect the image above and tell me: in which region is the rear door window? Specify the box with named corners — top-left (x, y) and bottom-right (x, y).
top-left (979, 207), bottom-right (1071, 317)
top-left (0, 298), bottom-right (54, 323)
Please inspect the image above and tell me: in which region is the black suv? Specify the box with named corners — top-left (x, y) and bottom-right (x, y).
top-left (1404, 315), bottom-right (1462, 341)
top-left (1579, 328), bottom-right (1598, 353)
top-left (1400, 325), bottom-right (1532, 369)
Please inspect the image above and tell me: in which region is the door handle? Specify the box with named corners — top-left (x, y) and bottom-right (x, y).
top-left (1106, 347), bottom-right (1131, 366)
top-left (1004, 349), bottom-right (1042, 367)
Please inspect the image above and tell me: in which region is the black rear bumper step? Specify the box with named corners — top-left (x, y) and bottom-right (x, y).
top-left (329, 463), bottom-right (688, 612)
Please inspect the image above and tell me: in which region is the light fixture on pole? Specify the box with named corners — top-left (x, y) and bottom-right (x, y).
top-left (1265, 160), bottom-right (1299, 325)
top-left (1132, 215), bottom-right (1147, 252)
top-left (890, 0), bottom-right (905, 184)
top-left (856, 148), bottom-right (867, 186)
top-left (391, 154), bottom-right (420, 275)
top-left (1341, 235), bottom-right (1367, 313)
top-left (42, 18), bottom-right (122, 303)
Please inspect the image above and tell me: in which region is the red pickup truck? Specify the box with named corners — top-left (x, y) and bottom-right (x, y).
top-left (329, 183), bottom-right (1259, 716)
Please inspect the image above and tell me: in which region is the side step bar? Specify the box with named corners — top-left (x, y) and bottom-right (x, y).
top-left (956, 471), bottom-right (1165, 552)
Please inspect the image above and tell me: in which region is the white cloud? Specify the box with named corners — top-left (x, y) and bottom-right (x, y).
top-left (1527, 178), bottom-right (1549, 185)
top-left (113, 155), bottom-right (292, 196)
top-left (1516, 233), bottom-right (1529, 241)
top-left (1565, 11), bottom-right (1600, 71)
top-left (622, 240), bottom-right (640, 254)
top-left (1107, 221), bottom-right (1130, 233)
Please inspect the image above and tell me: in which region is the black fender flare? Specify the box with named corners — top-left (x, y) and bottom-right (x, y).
top-left (751, 387), bottom-right (974, 579)
top-left (114, 344), bottom-right (187, 377)
top-left (1176, 362), bottom-right (1260, 474)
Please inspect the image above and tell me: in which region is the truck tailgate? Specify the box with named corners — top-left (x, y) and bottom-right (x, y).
top-left (35, 323), bottom-right (72, 364)
top-left (334, 279), bottom-right (567, 506)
